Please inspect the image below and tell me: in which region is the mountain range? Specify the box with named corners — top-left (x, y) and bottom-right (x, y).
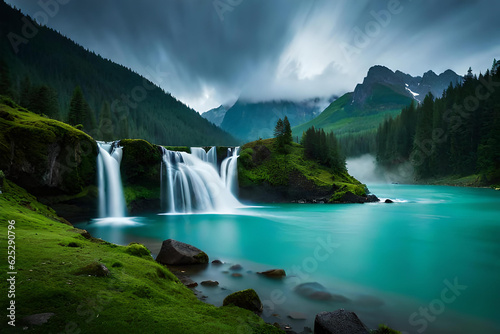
top-left (293, 65), bottom-right (463, 138)
top-left (203, 96), bottom-right (335, 142)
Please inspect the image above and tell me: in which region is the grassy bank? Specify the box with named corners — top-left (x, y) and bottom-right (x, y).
top-left (0, 179), bottom-right (282, 333)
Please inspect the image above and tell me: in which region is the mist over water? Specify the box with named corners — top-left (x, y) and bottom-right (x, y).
top-left (346, 154), bottom-right (413, 184)
top-left (346, 154), bottom-right (387, 184)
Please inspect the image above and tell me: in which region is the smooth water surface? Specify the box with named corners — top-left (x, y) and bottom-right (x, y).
top-left (76, 185), bottom-right (500, 333)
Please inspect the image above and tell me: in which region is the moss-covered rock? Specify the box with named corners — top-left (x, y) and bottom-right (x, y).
top-left (125, 242), bottom-right (152, 259)
top-left (120, 139), bottom-right (162, 184)
top-left (119, 139), bottom-right (162, 212)
top-left (0, 97), bottom-right (97, 197)
top-left (223, 289), bottom-right (263, 313)
top-left (74, 262), bottom-right (111, 277)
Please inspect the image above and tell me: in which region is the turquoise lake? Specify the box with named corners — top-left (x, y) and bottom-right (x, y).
top-left (76, 184), bottom-right (500, 333)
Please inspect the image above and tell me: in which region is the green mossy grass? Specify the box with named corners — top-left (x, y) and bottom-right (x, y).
top-left (0, 96), bottom-right (97, 195)
top-left (123, 185), bottom-right (160, 207)
top-left (162, 145), bottom-right (191, 153)
top-left (0, 179), bottom-right (282, 333)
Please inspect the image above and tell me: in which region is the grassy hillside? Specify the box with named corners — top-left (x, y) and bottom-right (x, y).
top-left (0, 179), bottom-right (282, 333)
top-left (238, 139), bottom-right (371, 203)
top-left (292, 90), bottom-right (410, 139)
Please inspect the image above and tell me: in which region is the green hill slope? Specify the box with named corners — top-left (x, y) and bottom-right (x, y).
top-left (292, 86), bottom-right (412, 138)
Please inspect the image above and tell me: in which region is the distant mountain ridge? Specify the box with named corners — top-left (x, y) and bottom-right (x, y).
top-left (293, 65), bottom-right (463, 138)
top-left (215, 96), bottom-right (336, 142)
top-left (353, 65), bottom-right (463, 106)
top-left (201, 104), bottom-right (230, 126)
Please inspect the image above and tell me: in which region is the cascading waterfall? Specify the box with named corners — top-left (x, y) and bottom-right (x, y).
top-left (97, 141), bottom-right (126, 217)
top-left (160, 146), bottom-right (241, 213)
top-left (190, 147), bottom-right (218, 170)
top-left (220, 147), bottom-right (240, 196)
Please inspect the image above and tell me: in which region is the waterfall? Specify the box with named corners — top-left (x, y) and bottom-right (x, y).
top-left (190, 147), bottom-right (218, 170)
top-left (160, 147), bottom-right (240, 213)
top-left (97, 141), bottom-right (126, 217)
top-left (220, 147), bottom-right (240, 196)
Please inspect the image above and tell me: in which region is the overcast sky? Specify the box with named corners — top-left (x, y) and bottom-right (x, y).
top-left (6, 0), bottom-right (500, 112)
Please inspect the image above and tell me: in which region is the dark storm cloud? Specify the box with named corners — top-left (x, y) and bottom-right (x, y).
top-left (5, 0), bottom-right (500, 111)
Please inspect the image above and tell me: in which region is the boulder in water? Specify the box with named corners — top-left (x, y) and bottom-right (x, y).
top-left (288, 311), bottom-right (307, 320)
top-left (384, 199), bottom-right (394, 203)
top-left (212, 259), bottom-right (223, 265)
top-left (155, 239), bottom-right (208, 265)
top-left (295, 282), bottom-right (332, 301)
top-left (257, 269), bottom-right (286, 278)
top-left (314, 309), bottom-right (370, 334)
top-left (223, 289), bottom-right (263, 313)
top-left (229, 264), bottom-right (242, 271)
top-left (201, 280), bottom-right (219, 287)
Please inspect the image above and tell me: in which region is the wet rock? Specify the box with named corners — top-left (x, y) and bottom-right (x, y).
top-left (229, 264), bottom-right (242, 271)
top-left (295, 282), bottom-right (332, 301)
top-left (212, 259), bottom-right (223, 265)
top-left (257, 269), bottom-right (286, 278)
top-left (288, 312), bottom-right (307, 320)
top-left (178, 275), bottom-right (198, 288)
top-left (223, 289), bottom-right (263, 313)
top-left (314, 309), bottom-right (369, 334)
top-left (155, 239), bottom-right (208, 265)
top-left (385, 199), bottom-right (394, 203)
top-left (231, 273), bottom-right (243, 278)
top-left (201, 280), bottom-right (219, 287)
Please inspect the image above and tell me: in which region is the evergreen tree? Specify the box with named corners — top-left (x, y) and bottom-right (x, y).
top-left (301, 126), bottom-right (346, 172)
top-left (274, 118), bottom-right (284, 138)
top-left (283, 116), bottom-right (293, 145)
top-left (67, 86), bottom-right (91, 129)
top-left (98, 101), bottom-right (114, 141)
top-left (29, 85), bottom-right (60, 119)
top-left (273, 118), bottom-right (285, 151)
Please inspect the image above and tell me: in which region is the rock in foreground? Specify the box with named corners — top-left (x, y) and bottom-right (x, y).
top-left (155, 239), bottom-right (208, 265)
top-left (257, 269), bottom-right (286, 278)
top-left (295, 282), bottom-right (332, 301)
top-left (314, 309), bottom-right (369, 334)
top-left (223, 289), bottom-right (263, 313)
